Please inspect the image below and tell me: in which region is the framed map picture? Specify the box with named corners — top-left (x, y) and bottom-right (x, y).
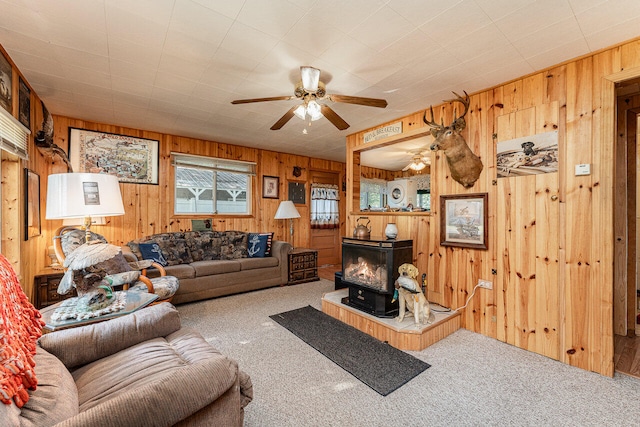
top-left (69, 128), bottom-right (159, 184)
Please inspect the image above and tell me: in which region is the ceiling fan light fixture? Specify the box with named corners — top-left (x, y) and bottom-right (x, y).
top-left (293, 104), bottom-right (306, 120)
top-left (410, 161), bottom-right (426, 171)
top-left (300, 66), bottom-right (320, 92)
top-left (307, 100), bottom-right (322, 121)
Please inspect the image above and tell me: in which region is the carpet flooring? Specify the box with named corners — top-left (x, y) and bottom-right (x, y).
top-left (270, 305), bottom-right (430, 395)
top-left (177, 279), bottom-right (640, 426)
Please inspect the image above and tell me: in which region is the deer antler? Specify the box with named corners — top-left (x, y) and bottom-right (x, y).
top-left (423, 105), bottom-right (445, 135)
top-left (445, 91), bottom-right (470, 131)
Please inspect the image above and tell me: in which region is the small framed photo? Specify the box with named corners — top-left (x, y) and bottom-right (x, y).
top-left (440, 193), bottom-right (488, 250)
top-left (288, 181), bottom-right (306, 205)
top-left (262, 175), bottom-right (279, 199)
top-left (24, 168), bottom-right (41, 240)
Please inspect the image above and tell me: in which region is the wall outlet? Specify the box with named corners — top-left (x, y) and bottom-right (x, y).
top-left (478, 279), bottom-right (493, 290)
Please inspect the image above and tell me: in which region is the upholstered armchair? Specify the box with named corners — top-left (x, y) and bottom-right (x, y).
top-left (53, 226), bottom-right (179, 303)
top-left (0, 253), bottom-right (252, 426)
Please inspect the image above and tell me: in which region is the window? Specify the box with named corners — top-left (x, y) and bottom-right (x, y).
top-left (172, 153), bottom-right (256, 215)
top-left (417, 190), bottom-right (431, 211)
top-left (360, 178), bottom-right (386, 210)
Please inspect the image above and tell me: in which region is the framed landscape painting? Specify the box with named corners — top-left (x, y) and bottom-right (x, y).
top-left (440, 193), bottom-right (488, 250)
top-left (69, 128), bottom-right (159, 184)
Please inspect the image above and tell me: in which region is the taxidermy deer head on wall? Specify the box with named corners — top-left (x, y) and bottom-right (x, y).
top-left (424, 91), bottom-right (483, 188)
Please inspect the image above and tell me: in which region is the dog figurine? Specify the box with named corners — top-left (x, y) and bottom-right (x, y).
top-left (393, 263), bottom-right (433, 327)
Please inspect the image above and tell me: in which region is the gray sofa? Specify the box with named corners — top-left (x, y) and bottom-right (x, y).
top-left (3, 303), bottom-right (252, 426)
top-left (124, 231), bottom-right (292, 305)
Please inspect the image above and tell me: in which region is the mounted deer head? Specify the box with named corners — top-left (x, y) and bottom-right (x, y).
top-left (424, 91), bottom-right (483, 188)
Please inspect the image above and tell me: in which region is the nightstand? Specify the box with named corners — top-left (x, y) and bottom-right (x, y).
top-left (288, 248), bottom-right (318, 285)
top-left (34, 268), bottom-right (75, 309)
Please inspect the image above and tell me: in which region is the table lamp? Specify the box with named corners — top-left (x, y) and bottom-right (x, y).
top-left (274, 200), bottom-right (300, 247)
top-left (45, 173), bottom-right (125, 242)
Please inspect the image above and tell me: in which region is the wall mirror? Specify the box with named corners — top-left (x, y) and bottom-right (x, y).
top-left (353, 131), bottom-right (433, 215)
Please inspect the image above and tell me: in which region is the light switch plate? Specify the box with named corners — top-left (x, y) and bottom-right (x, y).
top-left (575, 164), bottom-right (590, 176)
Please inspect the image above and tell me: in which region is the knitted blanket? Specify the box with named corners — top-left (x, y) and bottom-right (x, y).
top-left (0, 254), bottom-right (44, 408)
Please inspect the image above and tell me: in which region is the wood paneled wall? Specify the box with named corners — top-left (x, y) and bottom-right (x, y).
top-left (10, 99), bottom-right (345, 303)
top-left (41, 115), bottom-right (346, 249)
top-left (346, 39), bottom-right (640, 376)
top-left (0, 44), bottom-right (50, 304)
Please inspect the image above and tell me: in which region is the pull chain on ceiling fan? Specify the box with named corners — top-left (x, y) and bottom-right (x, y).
top-left (231, 66), bottom-right (387, 131)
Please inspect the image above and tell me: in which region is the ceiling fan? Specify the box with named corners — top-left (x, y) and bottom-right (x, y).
top-left (402, 152), bottom-right (431, 172)
top-left (231, 66), bottom-right (388, 131)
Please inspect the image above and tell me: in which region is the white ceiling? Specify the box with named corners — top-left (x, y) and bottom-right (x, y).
top-left (1, 0), bottom-right (640, 169)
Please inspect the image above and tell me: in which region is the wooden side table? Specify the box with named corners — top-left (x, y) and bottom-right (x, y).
top-left (288, 248), bottom-right (319, 285)
top-left (34, 268), bottom-right (75, 309)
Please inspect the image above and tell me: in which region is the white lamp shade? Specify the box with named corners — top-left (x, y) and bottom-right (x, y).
top-left (46, 173), bottom-right (125, 219)
top-left (274, 200), bottom-right (301, 219)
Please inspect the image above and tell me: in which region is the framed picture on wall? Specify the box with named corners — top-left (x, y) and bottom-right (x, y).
top-left (24, 169), bottom-right (41, 241)
top-left (262, 175), bottom-right (279, 199)
top-left (288, 181), bottom-right (306, 205)
top-left (440, 193), bottom-right (488, 250)
top-left (18, 77), bottom-right (30, 129)
top-left (69, 128), bottom-right (159, 184)
top-left (0, 51), bottom-right (12, 114)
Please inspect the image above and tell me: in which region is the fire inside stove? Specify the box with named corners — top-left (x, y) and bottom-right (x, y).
top-left (341, 238), bottom-right (413, 296)
top-left (343, 257), bottom-right (388, 291)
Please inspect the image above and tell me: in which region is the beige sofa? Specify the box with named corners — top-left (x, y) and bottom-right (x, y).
top-left (2, 303), bottom-right (252, 426)
top-left (124, 231), bottom-right (292, 305)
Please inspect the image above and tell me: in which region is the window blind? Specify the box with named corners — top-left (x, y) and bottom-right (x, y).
top-left (171, 152), bottom-right (256, 175)
top-left (0, 107), bottom-right (29, 160)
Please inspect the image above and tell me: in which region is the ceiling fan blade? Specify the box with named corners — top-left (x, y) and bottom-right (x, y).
top-left (270, 106), bottom-right (298, 130)
top-left (320, 104), bottom-right (349, 130)
top-left (300, 66), bottom-right (320, 92)
top-left (231, 96), bottom-right (294, 104)
top-left (327, 94), bottom-right (388, 108)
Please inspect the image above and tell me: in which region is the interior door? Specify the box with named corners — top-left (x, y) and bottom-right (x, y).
top-left (310, 170), bottom-right (341, 266)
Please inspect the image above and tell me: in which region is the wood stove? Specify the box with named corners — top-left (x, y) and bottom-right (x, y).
top-left (341, 237), bottom-right (413, 317)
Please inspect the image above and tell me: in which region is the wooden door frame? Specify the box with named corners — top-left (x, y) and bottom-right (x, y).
top-left (608, 68), bottom-right (640, 339)
top-left (309, 169), bottom-right (343, 266)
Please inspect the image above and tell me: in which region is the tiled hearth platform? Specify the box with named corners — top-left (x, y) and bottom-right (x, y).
top-left (321, 289), bottom-right (460, 351)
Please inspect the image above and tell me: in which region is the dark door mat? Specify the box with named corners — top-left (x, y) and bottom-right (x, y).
top-left (270, 305), bottom-right (430, 396)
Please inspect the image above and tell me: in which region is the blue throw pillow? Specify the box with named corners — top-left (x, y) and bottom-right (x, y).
top-left (138, 242), bottom-right (168, 266)
top-left (248, 233), bottom-right (269, 258)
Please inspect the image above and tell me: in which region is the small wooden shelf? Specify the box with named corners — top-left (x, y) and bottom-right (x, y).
top-left (288, 248), bottom-right (318, 285)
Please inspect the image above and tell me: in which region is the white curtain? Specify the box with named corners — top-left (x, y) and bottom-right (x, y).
top-left (311, 184), bottom-right (340, 229)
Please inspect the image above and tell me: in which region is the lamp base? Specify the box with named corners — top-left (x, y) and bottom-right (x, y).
top-left (83, 216), bottom-right (93, 243)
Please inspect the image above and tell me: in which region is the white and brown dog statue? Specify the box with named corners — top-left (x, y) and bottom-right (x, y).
top-left (393, 263), bottom-right (433, 327)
